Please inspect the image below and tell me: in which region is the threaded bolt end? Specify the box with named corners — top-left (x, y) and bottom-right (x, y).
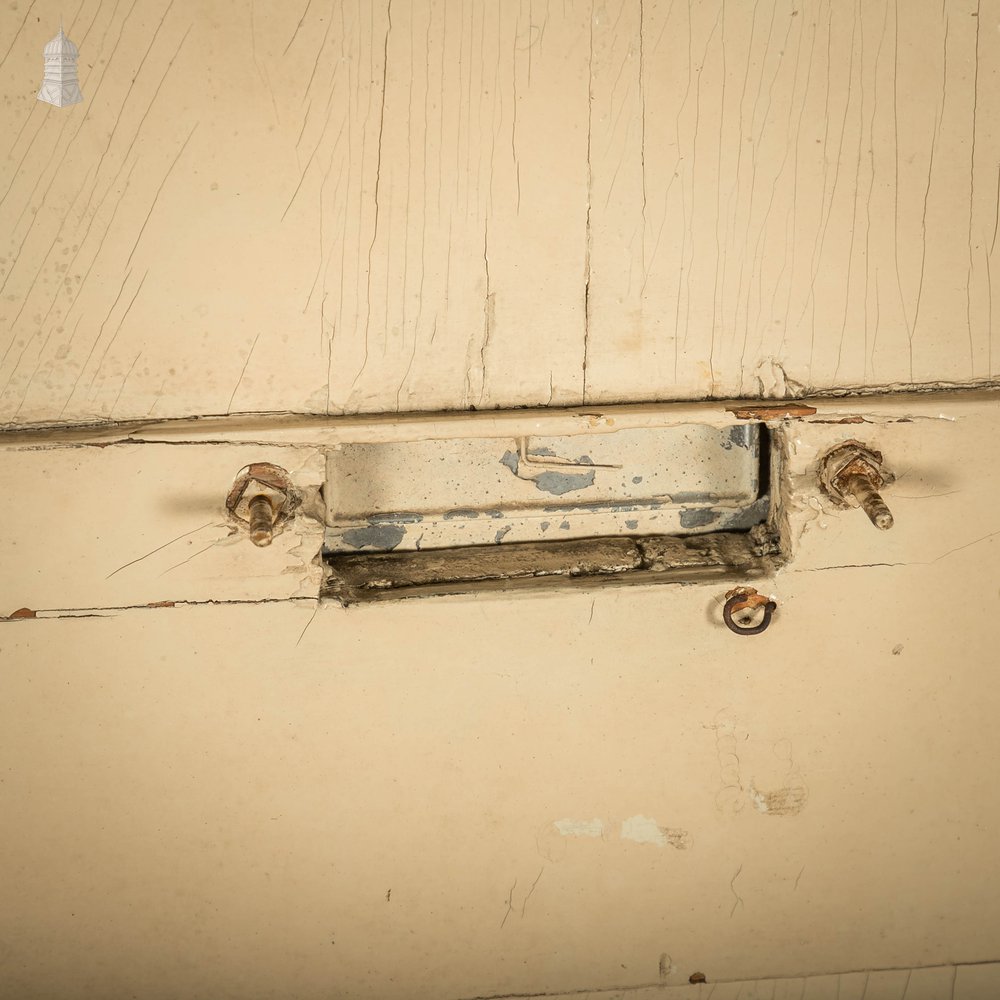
top-left (248, 494), bottom-right (275, 546)
top-left (841, 473), bottom-right (894, 531)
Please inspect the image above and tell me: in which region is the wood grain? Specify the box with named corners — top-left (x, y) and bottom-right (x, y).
top-left (1, 0), bottom-right (997, 426)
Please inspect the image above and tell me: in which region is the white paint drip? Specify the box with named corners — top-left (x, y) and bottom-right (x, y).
top-left (620, 814), bottom-right (667, 846)
top-left (553, 818), bottom-right (604, 838)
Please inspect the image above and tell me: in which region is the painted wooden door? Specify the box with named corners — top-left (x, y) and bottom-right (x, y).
top-left (2, 3), bottom-right (999, 998)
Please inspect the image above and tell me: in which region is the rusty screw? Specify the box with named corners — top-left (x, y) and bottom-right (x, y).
top-left (226, 463), bottom-right (298, 547)
top-left (819, 441), bottom-right (895, 531)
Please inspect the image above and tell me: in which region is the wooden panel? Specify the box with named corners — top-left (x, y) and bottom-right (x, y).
top-left (1, 1), bottom-right (999, 427)
top-left (2, 515), bottom-right (999, 997)
top-left (1, 392), bottom-right (998, 997)
top-left (0, 443), bottom-right (325, 612)
top-left (0, 388), bottom-right (994, 615)
top-left (0, 0), bottom-right (590, 424)
top-left (585, 0), bottom-right (1000, 399)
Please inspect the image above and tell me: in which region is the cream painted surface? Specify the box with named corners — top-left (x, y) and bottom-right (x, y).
top-left (3, 526), bottom-right (1000, 998)
top-left (1, 392), bottom-right (1000, 998)
top-left (3, 1), bottom-right (1000, 996)
top-left (1, 390), bottom-right (993, 613)
top-left (0, 443), bottom-right (325, 611)
top-left (2, 1), bottom-right (1000, 427)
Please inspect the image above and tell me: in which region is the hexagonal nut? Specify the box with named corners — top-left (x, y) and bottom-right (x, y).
top-left (226, 463), bottom-right (300, 535)
top-left (819, 440), bottom-right (893, 506)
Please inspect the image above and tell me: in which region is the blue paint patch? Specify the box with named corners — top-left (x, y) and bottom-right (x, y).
top-left (341, 524), bottom-right (407, 550)
top-left (632, 476), bottom-right (643, 484)
top-left (625, 519), bottom-right (639, 529)
top-left (500, 450), bottom-right (520, 474)
top-left (559, 520), bottom-right (570, 530)
top-left (483, 509), bottom-right (504, 519)
top-left (368, 511), bottom-right (423, 524)
top-left (679, 508), bottom-right (721, 529)
top-left (540, 521), bottom-right (551, 532)
top-left (501, 450), bottom-right (596, 495)
top-left (494, 526), bottom-right (512, 544)
top-left (527, 446), bottom-right (558, 457)
top-left (576, 455), bottom-right (594, 465)
top-left (444, 508), bottom-right (479, 519)
top-left (720, 495), bottom-right (770, 530)
top-left (721, 425), bottom-right (753, 450)
top-left (730, 425), bottom-right (752, 449)
top-left (533, 470), bottom-right (596, 495)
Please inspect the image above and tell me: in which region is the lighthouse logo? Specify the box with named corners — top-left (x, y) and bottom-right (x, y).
top-left (37, 25), bottom-right (83, 108)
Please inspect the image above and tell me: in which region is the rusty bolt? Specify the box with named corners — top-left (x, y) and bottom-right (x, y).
top-left (248, 495), bottom-right (276, 546)
top-left (226, 463), bottom-right (299, 547)
top-left (819, 441), bottom-right (895, 530)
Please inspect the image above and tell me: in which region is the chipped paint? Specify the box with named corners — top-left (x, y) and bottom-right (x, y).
top-left (531, 470), bottom-right (597, 495)
top-left (721, 496), bottom-right (772, 531)
top-left (620, 815), bottom-right (691, 849)
top-left (368, 512), bottom-right (424, 524)
top-left (722, 425), bottom-right (753, 450)
top-left (728, 404), bottom-right (818, 420)
top-left (679, 508), bottom-right (721, 529)
top-left (500, 449), bottom-right (597, 495)
top-left (500, 450), bottom-right (520, 475)
top-left (553, 818), bottom-right (604, 838)
top-left (494, 526), bottom-right (512, 544)
top-left (625, 519), bottom-right (638, 529)
top-left (620, 815), bottom-right (666, 846)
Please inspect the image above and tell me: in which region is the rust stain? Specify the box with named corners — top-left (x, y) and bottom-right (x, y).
top-left (727, 404), bottom-right (817, 420)
top-left (146, 600), bottom-right (175, 608)
top-left (6, 607), bottom-right (36, 619)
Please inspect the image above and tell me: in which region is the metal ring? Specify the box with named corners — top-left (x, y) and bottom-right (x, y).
top-left (723, 594), bottom-right (777, 636)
